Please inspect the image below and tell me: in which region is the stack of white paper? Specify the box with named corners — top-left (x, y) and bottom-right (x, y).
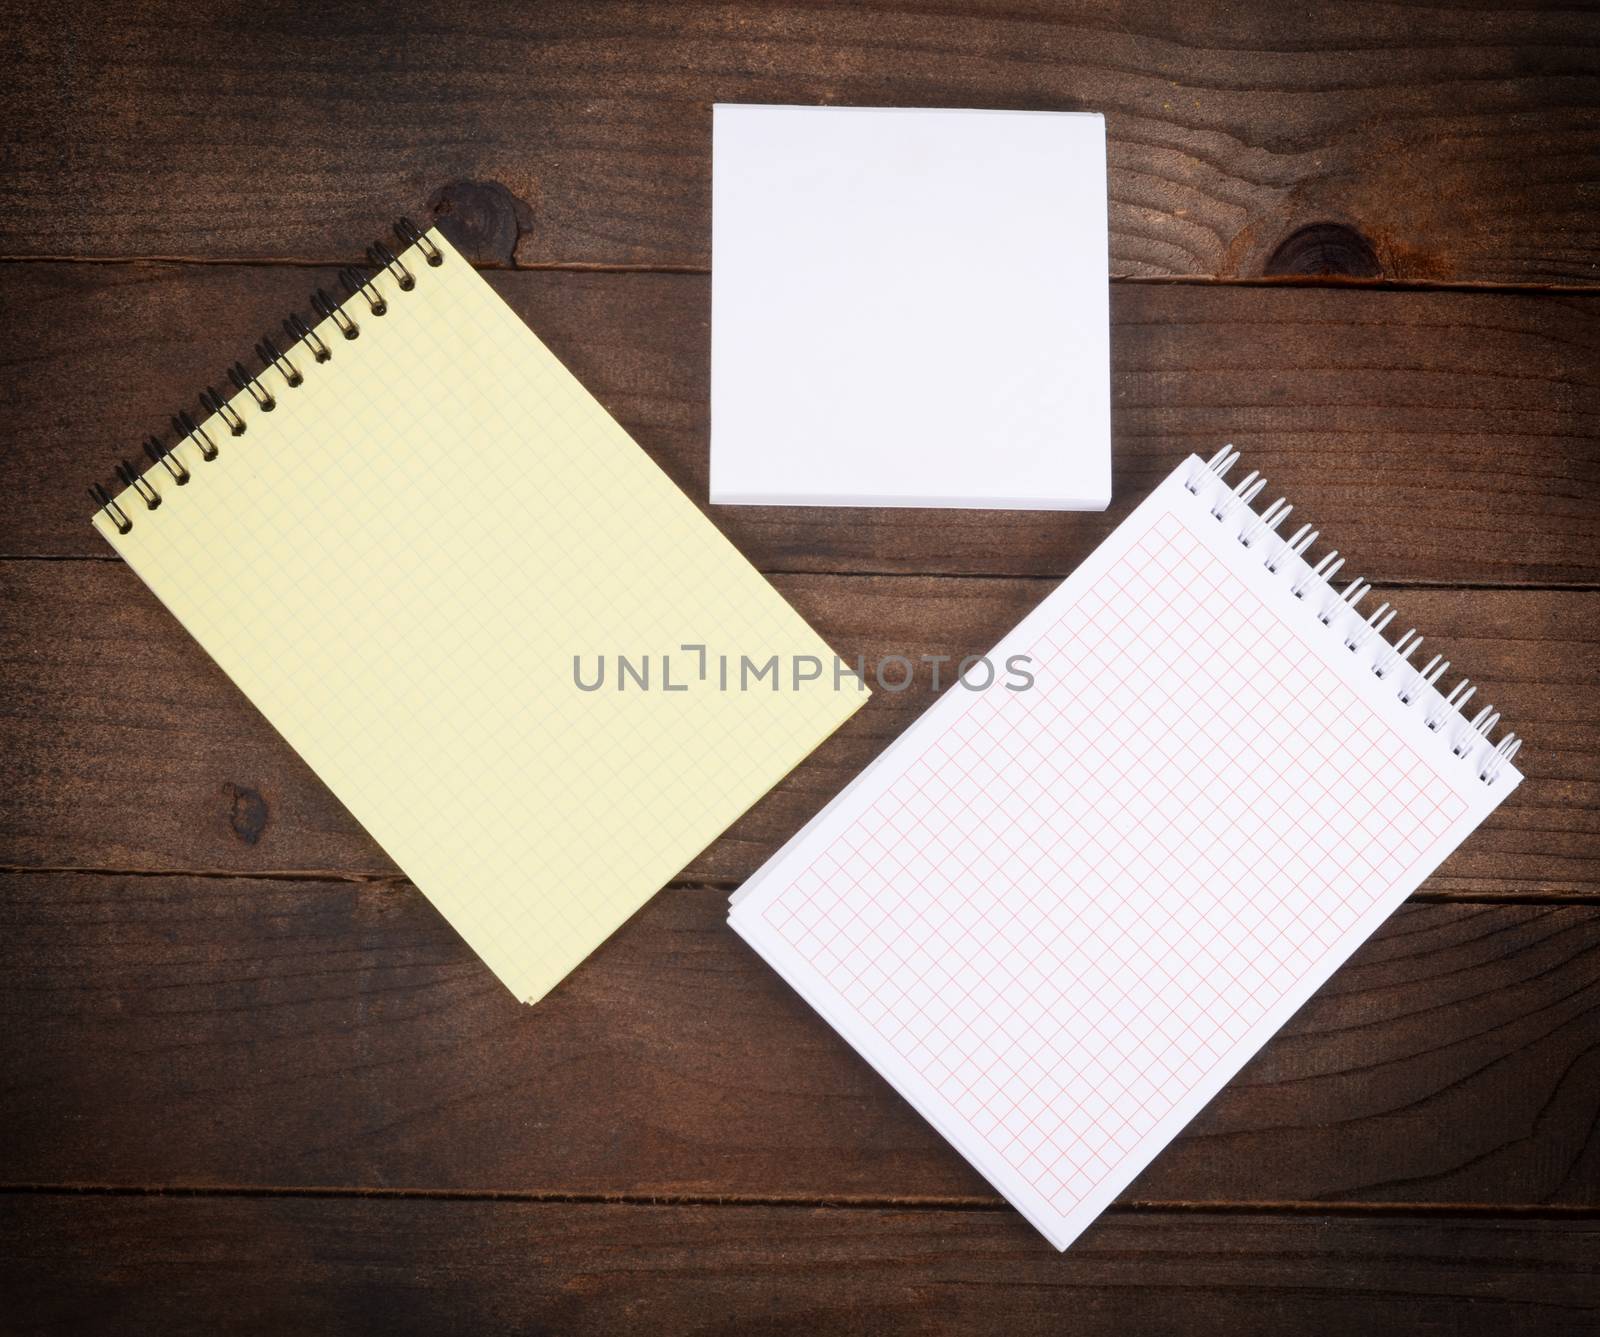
top-left (711, 104), bottom-right (1111, 510)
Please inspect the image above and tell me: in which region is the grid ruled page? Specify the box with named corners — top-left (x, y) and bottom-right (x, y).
top-left (731, 459), bottom-right (1518, 1249)
top-left (93, 229), bottom-right (863, 1005)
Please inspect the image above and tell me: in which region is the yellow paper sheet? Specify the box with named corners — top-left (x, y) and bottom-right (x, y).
top-left (92, 230), bottom-right (865, 1003)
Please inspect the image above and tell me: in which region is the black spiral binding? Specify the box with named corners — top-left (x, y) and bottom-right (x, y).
top-left (89, 219), bottom-right (442, 536)
top-left (1184, 446), bottom-right (1521, 788)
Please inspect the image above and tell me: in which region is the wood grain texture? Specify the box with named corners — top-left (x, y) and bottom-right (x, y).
top-left (4, 1), bottom-right (1599, 283)
top-left (10, 263), bottom-right (1600, 582)
top-left (1, 563), bottom-right (1591, 894)
top-left (4, 0), bottom-right (1596, 1315)
top-left (3, 871), bottom-right (1597, 1206)
top-left (3, 1194), bottom-right (1597, 1336)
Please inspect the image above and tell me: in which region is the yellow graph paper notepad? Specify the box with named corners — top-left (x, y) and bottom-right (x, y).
top-left (90, 226), bottom-right (865, 1004)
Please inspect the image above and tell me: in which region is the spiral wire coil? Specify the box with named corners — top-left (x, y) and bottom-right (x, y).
top-left (1185, 445), bottom-right (1520, 788)
top-left (89, 218), bottom-right (442, 536)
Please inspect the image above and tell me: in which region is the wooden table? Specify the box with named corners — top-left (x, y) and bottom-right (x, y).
top-left (3, 3), bottom-right (1598, 1332)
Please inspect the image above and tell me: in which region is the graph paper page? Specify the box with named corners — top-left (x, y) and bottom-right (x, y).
top-left (93, 229), bottom-right (864, 1005)
top-left (731, 457), bottom-right (1519, 1249)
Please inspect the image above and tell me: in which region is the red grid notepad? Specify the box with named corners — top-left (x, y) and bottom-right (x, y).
top-left (730, 454), bottom-right (1520, 1250)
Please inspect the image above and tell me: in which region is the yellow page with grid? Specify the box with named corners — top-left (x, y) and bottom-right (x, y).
top-left (91, 228), bottom-right (865, 1004)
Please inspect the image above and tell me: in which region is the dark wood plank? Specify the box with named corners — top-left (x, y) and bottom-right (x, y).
top-left (9, 263), bottom-right (1599, 582)
top-left (4, 2), bottom-right (1599, 283)
top-left (3, 872), bottom-right (1597, 1206)
top-left (3, 1194), bottom-right (1596, 1336)
top-left (1, 563), bottom-right (1591, 894)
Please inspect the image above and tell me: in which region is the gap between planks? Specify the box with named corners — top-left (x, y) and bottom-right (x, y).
top-left (0, 1183), bottom-right (1595, 1219)
top-left (3, 553), bottom-right (1597, 594)
top-left (2, 867), bottom-right (1595, 906)
top-left (3, 253), bottom-right (1599, 298)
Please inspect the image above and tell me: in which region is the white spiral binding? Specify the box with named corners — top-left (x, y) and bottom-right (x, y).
top-left (1187, 445), bottom-right (1521, 787)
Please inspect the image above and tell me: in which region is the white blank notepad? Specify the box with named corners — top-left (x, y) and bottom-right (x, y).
top-left (711, 104), bottom-right (1111, 510)
top-left (731, 450), bottom-right (1522, 1249)
top-left (92, 226), bottom-right (863, 1005)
